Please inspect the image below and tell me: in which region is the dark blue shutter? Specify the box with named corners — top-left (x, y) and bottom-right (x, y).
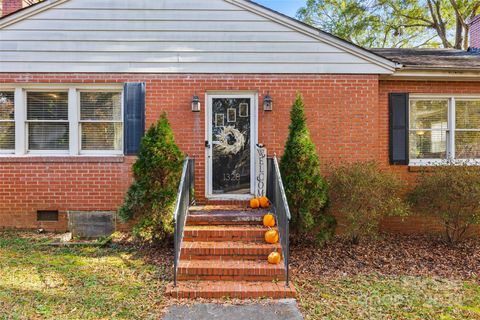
top-left (389, 93), bottom-right (409, 165)
top-left (124, 83), bottom-right (146, 155)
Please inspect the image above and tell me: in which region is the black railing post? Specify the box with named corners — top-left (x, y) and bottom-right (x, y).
top-left (266, 156), bottom-right (291, 288)
top-left (285, 219), bottom-right (290, 286)
top-left (172, 157), bottom-right (194, 288)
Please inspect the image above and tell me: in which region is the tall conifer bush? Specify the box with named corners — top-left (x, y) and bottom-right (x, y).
top-left (280, 93), bottom-right (335, 243)
top-left (119, 113), bottom-right (184, 241)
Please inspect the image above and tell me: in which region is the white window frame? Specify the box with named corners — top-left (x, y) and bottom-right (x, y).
top-left (0, 89), bottom-right (15, 154)
top-left (78, 90), bottom-right (124, 156)
top-left (409, 94), bottom-right (480, 166)
top-left (0, 84), bottom-right (124, 157)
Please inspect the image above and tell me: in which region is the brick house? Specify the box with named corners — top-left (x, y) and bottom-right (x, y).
top-left (1, 0), bottom-right (480, 299)
top-left (0, 0), bottom-right (479, 234)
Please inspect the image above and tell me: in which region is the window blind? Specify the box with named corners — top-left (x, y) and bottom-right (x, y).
top-left (26, 92), bottom-right (69, 151)
top-left (80, 92), bottom-right (122, 151)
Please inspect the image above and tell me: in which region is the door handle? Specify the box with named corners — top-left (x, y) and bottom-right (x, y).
top-left (205, 140), bottom-right (211, 148)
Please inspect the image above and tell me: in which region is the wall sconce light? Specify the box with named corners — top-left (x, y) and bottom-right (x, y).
top-left (191, 93), bottom-right (200, 112)
top-left (263, 92), bottom-right (273, 111)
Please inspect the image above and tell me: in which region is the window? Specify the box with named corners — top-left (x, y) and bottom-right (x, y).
top-left (27, 92), bottom-right (69, 152)
top-left (409, 96), bottom-right (480, 163)
top-left (0, 91), bottom-right (14, 152)
top-left (0, 86), bottom-right (124, 156)
top-left (455, 100), bottom-right (480, 159)
top-left (80, 92), bottom-right (123, 152)
top-left (409, 99), bottom-right (448, 160)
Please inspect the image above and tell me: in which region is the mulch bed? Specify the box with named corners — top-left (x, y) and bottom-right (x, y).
top-left (290, 234), bottom-right (480, 281)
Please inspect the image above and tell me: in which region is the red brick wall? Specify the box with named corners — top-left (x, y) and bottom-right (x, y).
top-left (0, 156), bottom-right (135, 232)
top-left (1, 0), bottom-right (23, 17)
top-left (378, 80), bottom-right (480, 235)
top-left (0, 73), bottom-right (380, 231)
top-left (470, 14), bottom-right (480, 49)
top-left (1, 73), bottom-right (479, 236)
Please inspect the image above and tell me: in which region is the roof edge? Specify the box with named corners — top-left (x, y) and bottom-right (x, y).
top-left (0, 0), bottom-right (68, 28)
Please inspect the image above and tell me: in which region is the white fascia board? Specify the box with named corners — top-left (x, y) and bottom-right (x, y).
top-left (381, 69), bottom-right (480, 81)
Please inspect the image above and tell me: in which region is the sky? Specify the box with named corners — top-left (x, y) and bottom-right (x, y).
top-left (254, 0), bottom-right (305, 18)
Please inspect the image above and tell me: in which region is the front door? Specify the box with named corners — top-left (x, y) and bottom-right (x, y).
top-left (206, 93), bottom-right (257, 198)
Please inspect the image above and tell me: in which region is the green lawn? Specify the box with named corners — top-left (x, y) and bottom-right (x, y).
top-left (0, 231), bottom-right (170, 320)
top-left (1, 231), bottom-right (479, 320)
top-left (295, 275), bottom-right (480, 320)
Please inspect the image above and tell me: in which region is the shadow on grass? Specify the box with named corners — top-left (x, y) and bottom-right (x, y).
top-left (0, 233), bottom-right (171, 319)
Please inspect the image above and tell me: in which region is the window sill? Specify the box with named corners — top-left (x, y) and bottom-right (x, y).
top-left (0, 155), bottom-right (126, 163)
top-left (409, 160), bottom-right (480, 171)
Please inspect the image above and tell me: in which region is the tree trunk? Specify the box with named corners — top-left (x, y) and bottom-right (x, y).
top-left (464, 26), bottom-right (470, 50)
top-left (427, 0), bottom-right (453, 48)
top-left (454, 19), bottom-right (463, 49)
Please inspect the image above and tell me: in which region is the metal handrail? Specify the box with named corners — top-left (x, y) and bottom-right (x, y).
top-left (173, 157), bottom-right (195, 287)
top-left (267, 155), bottom-right (291, 287)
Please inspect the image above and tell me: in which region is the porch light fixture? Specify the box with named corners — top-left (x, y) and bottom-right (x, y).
top-left (263, 92), bottom-right (273, 111)
top-left (191, 93), bottom-right (201, 112)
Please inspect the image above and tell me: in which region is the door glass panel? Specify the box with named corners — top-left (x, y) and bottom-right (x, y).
top-left (211, 98), bottom-right (251, 194)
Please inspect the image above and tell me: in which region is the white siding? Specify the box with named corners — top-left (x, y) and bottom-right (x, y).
top-left (0, 0), bottom-right (394, 74)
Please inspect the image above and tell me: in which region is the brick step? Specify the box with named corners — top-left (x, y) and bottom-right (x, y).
top-left (167, 281), bottom-right (296, 299)
top-left (187, 205), bottom-right (269, 226)
top-left (183, 225), bottom-right (274, 242)
top-left (177, 259), bottom-right (285, 281)
top-left (180, 241), bottom-right (282, 260)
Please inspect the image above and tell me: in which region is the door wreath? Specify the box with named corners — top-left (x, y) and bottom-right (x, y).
top-left (215, 126), bottom-right (245, 155)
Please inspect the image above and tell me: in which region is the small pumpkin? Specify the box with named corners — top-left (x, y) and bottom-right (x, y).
top-left (268, 251), bottom-right (281, 265)
top-left (263, 213), bottom-right (276, 227)
top-left (259, 196), bottom-right (270, 208)
top-left (250, 198), bottom-right (260, 209)
top-left (265, 229), bottom-right (279, 244)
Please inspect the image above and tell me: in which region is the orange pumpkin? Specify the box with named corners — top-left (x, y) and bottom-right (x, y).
top-left (265, 229), bottom-right (279, 244)
top-left (250, 198), bottom-right (260, 209)
top-left (263, 213), bottom-right (276, 227)
top-left (268, 251), bottom-right (281, 264)
top-left (259, 196), bottom-right (270, 208)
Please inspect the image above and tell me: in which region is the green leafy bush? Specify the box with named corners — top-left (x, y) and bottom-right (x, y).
top-left (119, 113), bottom-right (184, 241)
top-left (280, 93), bottom-right (335, 244)
top-left (328, 161), bottom-right (409, 244)
top-left (409, 164), bottom-right (480, 244)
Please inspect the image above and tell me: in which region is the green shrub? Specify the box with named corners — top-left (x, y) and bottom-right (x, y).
top-left (328, 161), bottom-right (409, 244)
top-left (409, 164), bottom-right (480, 244)
top-left (119, 113), bottom-right (184, 241)
top-left (280, 93), bottom-right (335, 244)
